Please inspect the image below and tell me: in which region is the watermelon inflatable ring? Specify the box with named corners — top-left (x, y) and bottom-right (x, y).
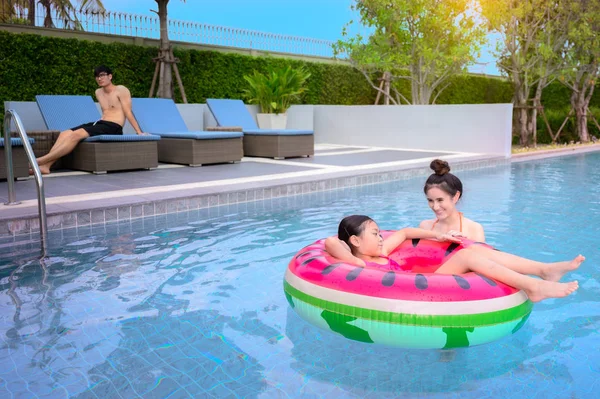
top-left (284, 233), bottom-right (533, 349)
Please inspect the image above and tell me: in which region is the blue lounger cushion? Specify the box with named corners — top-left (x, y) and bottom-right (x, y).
top-left (131, 98), bottom-right (243, 140)
top-left (131, 97), bottom-right (243, 140)
top-left (156, 131), bottom-right (243, 140)
top-left (206, 98), bottom-right (314, 135)
top-left (36, 95), bottom-right (101, 131)
top-left (206, 99), bottom-right (259, 130)
top-left (0, 138), bottom-right (35, 147)
top-left (84, 134), bottom-right (160, 142)
top-left (244, 129), bottom-right (313, 136)
top-left (131, 98), bottom-right (190, 133)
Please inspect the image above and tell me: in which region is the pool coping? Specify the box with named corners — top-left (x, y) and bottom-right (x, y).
top-left (510, 143), bottom-right (600, 163)
top-left (0, 154), bottom-right (507, 239)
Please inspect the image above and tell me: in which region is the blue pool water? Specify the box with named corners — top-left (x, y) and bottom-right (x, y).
top-left (1, 153), bottom-right (599, 398)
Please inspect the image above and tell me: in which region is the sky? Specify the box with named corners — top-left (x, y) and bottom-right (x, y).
top-left (100, 0), bottom-right (500, 76)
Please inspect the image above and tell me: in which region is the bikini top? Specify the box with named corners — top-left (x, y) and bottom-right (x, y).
top-left (364, 256), bottom-right (402, 271)
top-left (431, 212), bottom-right (463, 232)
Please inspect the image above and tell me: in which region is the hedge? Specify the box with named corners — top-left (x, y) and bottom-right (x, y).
top-left (1, 29), bottom-right (594, 144)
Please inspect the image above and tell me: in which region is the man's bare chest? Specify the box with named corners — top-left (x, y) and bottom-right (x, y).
top-left (97, 94), bottom-right (121, 111)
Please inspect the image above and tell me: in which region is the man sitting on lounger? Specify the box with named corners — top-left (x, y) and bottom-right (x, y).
top-left (34, 65), bottom-right (147, 174)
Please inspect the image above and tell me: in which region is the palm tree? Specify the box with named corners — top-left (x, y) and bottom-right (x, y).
top-left (39, 0), bottom-right (105, 29)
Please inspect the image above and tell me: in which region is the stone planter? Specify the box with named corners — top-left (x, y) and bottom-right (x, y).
top-left (256, 113), bottom-right (287, 129)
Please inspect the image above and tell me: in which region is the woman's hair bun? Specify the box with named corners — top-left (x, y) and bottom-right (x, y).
top-left (430, 159), bottom-right (450, 176)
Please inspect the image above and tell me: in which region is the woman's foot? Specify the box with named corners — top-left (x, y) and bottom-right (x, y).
top-left (541, 255), bottom-right (585, 282)
top-left (525, 280), bottom-right (579, 303)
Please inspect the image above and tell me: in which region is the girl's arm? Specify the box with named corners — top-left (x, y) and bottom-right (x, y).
top-left (382, 228), bottom-right (461, 255)
top-left (324, 236), bottom-right (366, 266)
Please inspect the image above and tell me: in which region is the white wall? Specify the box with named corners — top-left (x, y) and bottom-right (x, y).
top-left (313, 104), bottom-right (513, 157)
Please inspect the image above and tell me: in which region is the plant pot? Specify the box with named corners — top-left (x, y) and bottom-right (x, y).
top-left (257, 113), bottom-right (288, 129)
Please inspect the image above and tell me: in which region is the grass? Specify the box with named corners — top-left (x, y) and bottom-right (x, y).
top-left (512, 141), bottom-right (599, 154)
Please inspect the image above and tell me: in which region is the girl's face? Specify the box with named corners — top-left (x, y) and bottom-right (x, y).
top-left (426, 186), bottom-right (460, 220)
top-left (350, 220), bottom-right (383, 257)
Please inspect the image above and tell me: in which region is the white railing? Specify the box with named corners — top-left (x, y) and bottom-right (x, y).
top-left (4, 5), bottom-right (336, 58)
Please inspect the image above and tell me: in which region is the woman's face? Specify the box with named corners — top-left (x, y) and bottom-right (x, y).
top-left (426, 186), bottom-right (460, 220)
top-left (351, 220), bottom-right (383, 256)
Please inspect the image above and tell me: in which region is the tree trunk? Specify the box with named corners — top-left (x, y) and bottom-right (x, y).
top-left (157, 0), bottom-right (173, 99)
top-left (41, 1), bottom-right (53, 28)
top-left (28, 0), bottom-right (35, 25)
top-left (570, 76), bottom-right (596, 143)
top-left (530, 78), bottom-right (546, 147)
top-left (514, 87), bottom-right (531, 146)
top-left (572, 91), bottom-right (590, 143)
top-left (383, 71), bottom-right (390, 105)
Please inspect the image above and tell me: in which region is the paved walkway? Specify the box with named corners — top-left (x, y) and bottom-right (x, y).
top-left (0, 144), bottom-right (504, 237)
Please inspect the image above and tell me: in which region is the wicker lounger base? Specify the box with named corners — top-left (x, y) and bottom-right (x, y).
top-left (0, 147), bottom-right (29, 180)
top-left (63, 141), bottom-right (158, 173)
top-left (158, 137), bottom-right (243, 166)
top-left (243, 135), bottom-right (314, 159)
top-left (13, 130), bottom-right (64, 170)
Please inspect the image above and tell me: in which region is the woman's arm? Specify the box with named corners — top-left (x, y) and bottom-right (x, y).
top-left (471, 222), bottom-right (486, 242)
top-left (324, 236), bottom-right (366, 266)
top-left (382, 228), bottom-right (461, 255)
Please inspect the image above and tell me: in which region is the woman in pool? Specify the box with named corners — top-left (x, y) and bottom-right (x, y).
top-left (420, 159), bottom-right (485, 242)
top-left (325, 215), bottom-right (583, 303)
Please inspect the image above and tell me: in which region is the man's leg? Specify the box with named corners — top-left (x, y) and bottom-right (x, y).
top-left (35, 128), bottom-right (89, 174)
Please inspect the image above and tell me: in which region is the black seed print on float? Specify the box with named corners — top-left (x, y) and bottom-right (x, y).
top-left (476, 273), bottom-right (497, 286)
top-left (382, 271), bottom-right (396, 286)
top-left (412, 238), bottom-right (420, 247)
top-left (415, 274), bottom-right (428, 290)
top-left (453, 275), bottom-right (471, 289)
top-left (445, 243), bottom-right (461, 256)
top-left (301, 256), bottom-right (323, 266)
top-left (321, 263), bottom-right (343, 275)
top-left (346, 267), bottom-right (363, 281)
top-left (297, 249), bottom-right (322, 258)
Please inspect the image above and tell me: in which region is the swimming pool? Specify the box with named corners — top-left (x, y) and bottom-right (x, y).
top-left (0, 153), bottom-right (598, 398)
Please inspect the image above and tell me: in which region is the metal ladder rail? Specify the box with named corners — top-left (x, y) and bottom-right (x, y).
top-left (3, 109), bottom-right (48, 255)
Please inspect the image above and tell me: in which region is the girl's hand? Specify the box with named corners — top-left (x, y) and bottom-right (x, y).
top-left (436, 232), bottom-right (462, 243)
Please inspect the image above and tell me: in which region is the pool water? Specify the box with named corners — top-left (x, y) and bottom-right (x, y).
top-left (1, 153), bottom-right (599, 398)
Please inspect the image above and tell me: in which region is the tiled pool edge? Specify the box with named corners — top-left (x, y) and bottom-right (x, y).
top-left (0, 157), bottom-right (508, 240)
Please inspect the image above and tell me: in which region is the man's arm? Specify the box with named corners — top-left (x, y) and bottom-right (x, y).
top-left (117, 86), bottom-right (146, 135)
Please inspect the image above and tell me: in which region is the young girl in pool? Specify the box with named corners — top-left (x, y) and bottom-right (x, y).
top-left (419, 159), bottom-right (485, 241)
top-left (325, 215), bottom-right (583, 303)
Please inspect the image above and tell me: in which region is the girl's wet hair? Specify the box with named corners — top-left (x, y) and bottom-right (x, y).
top-left (338, 215), bottom-right (374, 252)
top-left (423, 159), bottom-right (463, 199)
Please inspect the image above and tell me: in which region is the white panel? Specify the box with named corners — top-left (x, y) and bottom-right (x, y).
top-left (313, 104), bottom-right (513, 157)
top-left (176, 103), bottom-right (205, 131)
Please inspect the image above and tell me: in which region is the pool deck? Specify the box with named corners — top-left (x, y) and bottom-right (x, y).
top-left (2, 142), bottom-right (598, 239)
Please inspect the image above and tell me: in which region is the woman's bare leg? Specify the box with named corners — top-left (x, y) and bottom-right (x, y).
top-left (436, 250), bottom-right (579, 303)
top-left (467, 245), bottom-right (584, 281)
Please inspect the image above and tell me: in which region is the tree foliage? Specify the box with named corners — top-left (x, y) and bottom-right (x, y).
top-left (558, 0), bottom-right (600, 142)
top-left (334, 0), bottom-right (487, 105)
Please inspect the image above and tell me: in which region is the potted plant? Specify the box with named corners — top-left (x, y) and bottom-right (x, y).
top-left (243, 65), bottom-right (311, 129)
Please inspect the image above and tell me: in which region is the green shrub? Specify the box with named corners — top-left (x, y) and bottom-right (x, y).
top-left (4, 29), bottom-right (597, 134)
top-left (242, 65), bottom-right (311, 114)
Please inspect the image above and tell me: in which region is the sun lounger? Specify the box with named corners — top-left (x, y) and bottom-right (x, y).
top-left (36, 95), bottom-right (160, 174)
top-left (206, 99), bottom-right (314, 159)
top-left (0, 138), bottom-right (34, 180)
top-left (131, 98), bottom-right (243, 166)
